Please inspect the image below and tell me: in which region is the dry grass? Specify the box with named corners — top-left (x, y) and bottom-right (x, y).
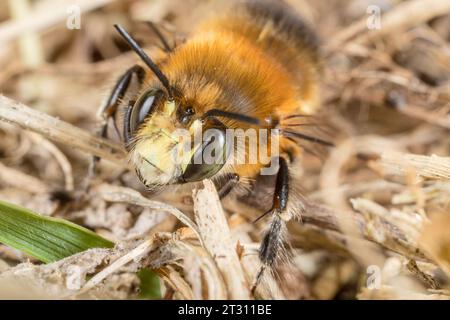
top-left (0, 0), bottom-right (450, 300)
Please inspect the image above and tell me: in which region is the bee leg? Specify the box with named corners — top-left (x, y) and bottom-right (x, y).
top-left (218, 173), bottom-right (240, 199)
top-left (85, 65), bottom-right (145, 190)
top-left (252, 156), bottom-right (289, 295)
top-left (98, 64), bottom-right (145, 142)
top-left (147, 21), bottom-right (173, 53)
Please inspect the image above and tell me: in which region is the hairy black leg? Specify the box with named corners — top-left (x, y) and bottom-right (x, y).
top-left (147, 21), bottom-right (173, 52)
top-left (85, 65), bottom-right (145, 190)
top-left (98, 64), bottom-right (145, 141)
top-left (218, 173), bottom-right (240, 199)
top-left (252, 156), bottom-right (289, 295)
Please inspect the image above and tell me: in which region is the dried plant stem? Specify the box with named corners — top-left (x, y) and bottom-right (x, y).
top-left (97, 184), bottom-right (202, 244)
top-left (8, 0), bottom-right (44, 68)
top-left (360, 0), bottom-right (450, 42)
top-left (0, 95), bottom-right (127, 165)
top-left (78, 239), bottom-right (154, 296)
top-left (193, 180), bottom-right (251, 299)
top-left (0, 0), bottom-right (117, 45)
top-left (374, 152), bottom-right (450, 180)
top-left (300, 199), bottom-right (427, 261)
top-left (395, 104), bottom-right (450, 130)
top-left (329, 0), bottom-right (450, 49)
top-left (27, 132), bottom-right (74, 191)
top-left (0, 161), bottom-right (49, 193)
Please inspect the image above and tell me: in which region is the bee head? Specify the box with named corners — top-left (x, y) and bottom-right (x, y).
top-left (114, 24), bottom-right (230, 188)
top-left (125, 88), bottom-right (229, 187)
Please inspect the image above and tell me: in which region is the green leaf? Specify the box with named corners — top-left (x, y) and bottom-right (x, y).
top-left (138, 268), bottom-right (161, 299)
top-left (0, 200), bottom-right (114, 263)
top-left (0, 200), bottom-right (162, 299)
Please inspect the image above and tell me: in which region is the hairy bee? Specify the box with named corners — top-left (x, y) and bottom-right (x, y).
top-left (99, 0), bottom-right (331, 292)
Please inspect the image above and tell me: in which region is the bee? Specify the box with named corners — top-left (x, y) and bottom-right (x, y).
top-left (98, 0), bottom-right (332, 293)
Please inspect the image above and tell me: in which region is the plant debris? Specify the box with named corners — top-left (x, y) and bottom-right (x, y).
top-left (0, 0), bottom-right (450, 300)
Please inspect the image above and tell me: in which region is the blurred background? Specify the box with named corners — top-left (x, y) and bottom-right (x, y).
top-left (0, 0), bottom-right (450, 300)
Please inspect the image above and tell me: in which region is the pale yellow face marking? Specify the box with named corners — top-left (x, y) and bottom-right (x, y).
top-left (131, 105), bottom-right (210, 185)
top-left (160, 128), bottom-right (178, 143)
top-left (164, 100), bottom-right (176, 116)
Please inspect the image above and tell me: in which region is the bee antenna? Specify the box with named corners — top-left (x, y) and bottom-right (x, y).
top-left (202, 109), bottom-right (261, 126)
top-left (114, 24), bottom-right (174, 100)
top-left (282, 130), bottom-right (334, 147)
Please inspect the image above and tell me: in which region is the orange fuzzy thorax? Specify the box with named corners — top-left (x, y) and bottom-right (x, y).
top-left (134, 0), bottom-right (320, 181)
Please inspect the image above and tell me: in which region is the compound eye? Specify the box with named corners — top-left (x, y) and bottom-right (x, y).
top-left (182, 126), bottom-right (228, 182)
top-left (129, 89), bottom-right (163, 134)
top-left (180, 106), bottom-right (195, 125)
